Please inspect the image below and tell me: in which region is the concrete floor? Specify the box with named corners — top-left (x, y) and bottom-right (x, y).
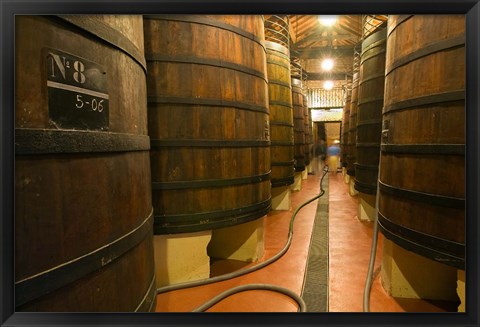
top-left (154, 159), bottom-right (457, 312)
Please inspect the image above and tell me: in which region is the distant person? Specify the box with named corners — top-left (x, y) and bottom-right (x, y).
top-left (327, 140), bottom-right (341, 174)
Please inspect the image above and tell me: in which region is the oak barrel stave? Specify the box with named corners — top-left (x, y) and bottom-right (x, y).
top-left (347, 72), bottom-right (359, 176)
top-left (15, 15), bottom-right (156, 311)
top-left (340, 90), bottom-right (351, 167)
top-left (354, 27), bottom-right (387, 194)
top-left (378, 15), bottom-right (465, 269)
top-left (144, 15), bottom-right (271, 234)
top-left (265, 40), bottom-right (295, 187)
top-left (292, 77), bottom-right (306, 172)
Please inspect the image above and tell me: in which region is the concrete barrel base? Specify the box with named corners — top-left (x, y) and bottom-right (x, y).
top-left (457, 269), bottom-right (465, 312)
top-left (349, 178), bottom-right (358, 196)
top-left (154, 231), bottom-right (212, 287)
top-left (358, 192), bottom-right (376, 222)
top-left (291, 172), bottom-right (303, 192)
top-left (271, 186), bottom-right (291, 211)
top-left (381, 239), bottom-right (459, 301)
top-left (208, 217), bottom-right (265, 263)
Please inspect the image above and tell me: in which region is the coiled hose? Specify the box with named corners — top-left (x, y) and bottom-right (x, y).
top-left (156, 165), bottom-right (329, 312)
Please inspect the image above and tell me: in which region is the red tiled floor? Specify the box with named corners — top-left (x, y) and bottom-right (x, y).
top-left (155, 159), bottom-right (457, 312)
top-left (155, 166), bottom-right (323, 312)
top-left (327, 172), bottom-right (457, 312)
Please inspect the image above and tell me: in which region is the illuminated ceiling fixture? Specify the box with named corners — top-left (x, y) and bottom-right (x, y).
top-left (324, 80), bottom-right (334, 90)
top-left (318, 15), bottom-right (338, 27)
top-left (321, 58), bottom-right (334, 71)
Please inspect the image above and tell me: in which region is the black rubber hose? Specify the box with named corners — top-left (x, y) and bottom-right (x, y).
top-left (156, 165), bottom-right (329, 312)
top-left (363, 160), bottom-right (382, 312)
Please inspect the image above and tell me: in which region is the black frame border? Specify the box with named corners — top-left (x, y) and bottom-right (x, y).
top-left (1, 0), bottom-right (479, 326)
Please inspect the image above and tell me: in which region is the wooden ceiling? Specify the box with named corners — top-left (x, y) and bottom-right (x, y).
top-left (264, 15), bottom-right (388, 83)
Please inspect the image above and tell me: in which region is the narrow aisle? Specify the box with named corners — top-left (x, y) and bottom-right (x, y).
top-left (154, 161), bottom-right (456, 313)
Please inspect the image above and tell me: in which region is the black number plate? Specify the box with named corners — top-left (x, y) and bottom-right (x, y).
top-left (45, 48), bottom-right (109, 130)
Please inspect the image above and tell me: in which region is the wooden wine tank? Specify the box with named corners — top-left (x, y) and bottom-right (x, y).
top-left (144, 15), bottom-right (271, 234)
top-left (292, 77), bottom-right (306, 172)
top-left (265, 41), bottom-right (295, 187)
top-left (354, 27), bottom-right (387, 194)
top-left (15, 16), bottom-right (156, 311)
top-left (341, 90), bottom-right (351, 167)
top-left (303, 94), bottom-right (313, 166)
top-left (347, 71), bottom-right (359, 176)
top-left (378, 15), bottom-right (465, 269)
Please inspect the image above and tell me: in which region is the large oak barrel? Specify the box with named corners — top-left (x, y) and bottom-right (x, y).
top-left (354, 27), bottom-right (387, 194)
top-left (15, 15), bottom-right (156, 311)
top-left (303, 94), bottom-right (312, 166)
top-left (346, 71), bottom-right (359, 176)
top-left (341, 90), bottom-right (351, 167)
top-left (292, 77), bottom-right (306, 172)
top-left (378, 15), bottom-right (465, 269)
top-left (265, 41), bottom-right (295, 187)
top-left (144, 15), bottom-right (271, 234)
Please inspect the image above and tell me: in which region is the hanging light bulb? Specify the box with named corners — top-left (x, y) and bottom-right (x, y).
top-left (318, 15), bottom-right (338, 27)
top-left (324, 80), bottom-right (334, 90)
top-left (321, 58), bottom-right (334, 71)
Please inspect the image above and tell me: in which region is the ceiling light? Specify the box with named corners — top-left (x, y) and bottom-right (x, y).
top-left (321, 58), bottom-right (334, 71)
top-left (324, 80), bottom-right (334, 90)
top-left (318, 15), bottom-right (338, 27)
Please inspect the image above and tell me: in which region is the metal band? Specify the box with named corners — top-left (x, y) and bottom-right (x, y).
top-left (266, 59), bottom-right (291, 70)
top-left (387, 15), bottom-right (414, 38)
top-left (354, 163), bottom-right (379, 171)
top-left (152, 171), bottom-right (270, 190)
top-left (379, 180), bottom-right (465, 209)
top-left (360, 48), bottom-right (386, 66)
top-left (135, 274), bottom-right (157, 312)
top-left (146, 54), bottom-right (267, 82)
top-left (354, 179), bottom-right (377, 195)
top-left (362, 27), bottom-right (387, 53)
top-left (265, 40), bottom-right (290, 57)
top-left (148, 96), bottom-right (269, 114)
top-left (57, 16), bottom-right (147, 72)
top-left (294, 166), bottom-right (306, 172)
top-left (356, 142), bottom-right (380, 149)
top-left (15, 128), bottom-right (150, 155)
top-left (154, 197), bottom-right (271, 234)
top-left (271, 160), bottom-right (295, 167)
top-left (271, 141), bottom-right (295, 146)
top-left (291, 87), bottom-right (303, 94)
top-left (151, 139), bottom-right (270, 148)
top-left (143, 15), bottom-right (266, 53)
top-left (16, 209), bottom-right (154, 308)
top-left (356, 118), bottom-right (383, 127)
top-left (359, 73), bottom-right (385, 85)
top-left (386, 35), bottom-right (465, 75)
top-left (269, 100), bottom-right (292, 108)
top-left (383, 90), bottom-right (465, 114)
top-left (269, 79), bottom-right (292, 89)
top-left (271, 176), bottom-right (295, 187)
top-left (377, 212), bottom-right (464, 269)
top-left (269, 121), bottom-right (294, 127)
top-left (381, 143), bottom-right (465, 155)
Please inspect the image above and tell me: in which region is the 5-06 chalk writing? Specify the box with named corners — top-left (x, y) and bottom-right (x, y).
top-left (75, 94), bottom-right (105, 112)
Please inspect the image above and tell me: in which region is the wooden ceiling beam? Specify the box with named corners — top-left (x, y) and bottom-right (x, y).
top-left (306, 72), bottom-right (352, 81)
top-left (298, 46), bottom-right (354, 59)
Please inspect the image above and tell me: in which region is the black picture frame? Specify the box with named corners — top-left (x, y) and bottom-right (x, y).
top-left (1, 1), bottom-right (479, 326)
